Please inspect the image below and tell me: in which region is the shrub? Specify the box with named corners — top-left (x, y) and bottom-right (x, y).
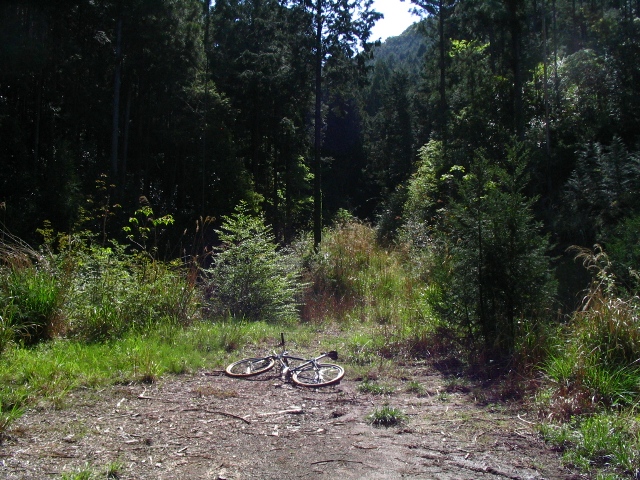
top-left (205, 203), bottom-right (302, 323)
top-left (66, 241), bottom-right (199, 341)
top-left (2, 267), bottom-right (62, 344)
top-left (0, 232), bottom-right (64, 348)
top-left (432, 144), bottom-right (556, 360)
top-left (544, 246), bottom-right (640, 410)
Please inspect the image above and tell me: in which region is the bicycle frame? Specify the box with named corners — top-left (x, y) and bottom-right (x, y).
top-left (265, 333), bottom-right (336, 379)
top-left (273, 350), bottom-right (338, 380)
top-left (225, 333), bottom-right (344, 386)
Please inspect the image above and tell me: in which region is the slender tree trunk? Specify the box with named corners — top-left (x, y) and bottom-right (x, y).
top-left (33, 72), bottom-right (43, 170)
top-left (313, 0), bottom-right (323, 251)
top-left (111, 16), bottom-right (123, 180)
top-left (542, 0), bottom-right (551, 182)
top-left (438, 0), bottom-right (447, 138)
top-left (506, 0), bottom-right (524, 139)
top-left (120, 83), bottom-right (132, 191)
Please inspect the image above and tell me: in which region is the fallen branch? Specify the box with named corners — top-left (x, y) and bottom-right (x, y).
top-left (202, 409), bottom-right (251, 424)
top-left (311, 459), bottom-right (367, 466)
top-left (257, 408), bottom-right (304, 416)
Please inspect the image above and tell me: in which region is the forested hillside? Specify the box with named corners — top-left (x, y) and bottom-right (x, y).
top-left (3, 0), bottom-right (639, 259)
top-left (2, 1), bottom-right (640, 476)
top-left (3, 0), bottom-right (640, 329)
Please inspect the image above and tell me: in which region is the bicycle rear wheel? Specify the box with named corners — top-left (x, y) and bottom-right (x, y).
top-left (291, 363), bottom-right (344, 387)
top-left (225, 357), bottom-right (275, 377)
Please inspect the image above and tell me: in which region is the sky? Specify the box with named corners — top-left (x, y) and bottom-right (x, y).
top-left (370, 0), bottom-right (419, 42)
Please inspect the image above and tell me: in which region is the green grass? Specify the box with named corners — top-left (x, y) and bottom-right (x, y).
top-left (357, 380), bottom-right (395, 395)
top-left (366, 404), bottom-right (408, 427)
top-left (539, 413), bottom-right (640, 477)
top-left (405, 380), bottom-right (425, 395)
top-left (59, 461), bottom-right (123, 480)
top-left (0, 320), bottom-right (304, 423)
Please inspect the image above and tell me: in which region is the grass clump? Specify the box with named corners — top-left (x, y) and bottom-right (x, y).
top-left (358, 380), bottom-right (395, 395)
top-left (366, 404), bottom-right (408, 427)
top-left (539, 246), bottom-right (640, 478)
top-left (302, 218), bottom-right (439, 357)
top-left (539, 413), bottom-right (640, 477)
top-left (405, 380), bottom-right (425, 395)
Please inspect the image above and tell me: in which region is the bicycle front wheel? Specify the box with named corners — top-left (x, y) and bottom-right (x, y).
top-left (225, 357), bottom-right (275, 377)
top-left (291, 363), bottom-right (344, 387)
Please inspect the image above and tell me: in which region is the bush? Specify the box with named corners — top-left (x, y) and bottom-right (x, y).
top-left (0, 233), bottom-right (64, 349)
top-left (2, 267), bottom-right (63, 344)
top-left (432, 144), bottom-right (556, 360)
top-left (66, 242), bottom-right (199, 341)
top-left (544, 246), bottom-right (640, 410)
top-left (205, 203), bottom-right (302, 323)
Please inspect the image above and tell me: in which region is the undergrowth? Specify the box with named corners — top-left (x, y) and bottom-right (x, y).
top-left (3, 215), bottom-right (638, 480)
top-left (539, 246), bottom-right (640, 478)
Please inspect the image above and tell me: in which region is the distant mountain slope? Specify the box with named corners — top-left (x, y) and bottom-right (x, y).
top-left (371, 21), bottom-right (432, 76)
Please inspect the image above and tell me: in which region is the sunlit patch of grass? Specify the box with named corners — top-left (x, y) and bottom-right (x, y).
top-left (366, 404), bottom-right (408, 427)
top-left (405, 380), bottom-right (425, 395)
top-left (539, 413), bottom-right (640, 477)
top-left (0, 319), bottom-right (315, 431)
top-left (357, 380), bottom-right (395, 395)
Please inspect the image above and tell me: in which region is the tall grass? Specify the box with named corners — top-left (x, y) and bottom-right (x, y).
top-left (0, 232), bottom-right (64, 347)
top-left (540, 246), bottom-right (640, 478)
top-left (302, 219), bottom-right (439, 359)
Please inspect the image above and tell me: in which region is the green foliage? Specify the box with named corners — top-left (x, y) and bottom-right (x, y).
top-left (205, 203), bottom-right (302, 323)
top-left (59, 238), bottom-right (198, 342)
top-left (123, 201), bottom-right (175, 259)
top-left (606, 214), bottom-right (640, 294)
top-left (0, 233), bottom-right (65, 349)
top-left (0, 267), bottom-right (62, 344)
top-left (540, 414), bottom-right (640, 477)
top-left (544, 246), bottom-right (640, 411)
top-left (562, 137), bottom-right (640, 246)
top-left (305, 219), bottom-right (437, 356)
top-left (366, 404), bottom-right (408, 427)
top-left (433, 144), bottom-right (556, 359)
top-left (357, 381), bottom-right (396, 395)
top-left (540, 246), bottom-right (640, 477)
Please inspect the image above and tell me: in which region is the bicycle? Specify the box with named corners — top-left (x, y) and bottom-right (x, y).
top-left (225, 333), bottom-right (344, 387)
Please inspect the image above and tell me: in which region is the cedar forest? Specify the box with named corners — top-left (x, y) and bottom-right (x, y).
top-left (2, 0), bottom-right (640, 475)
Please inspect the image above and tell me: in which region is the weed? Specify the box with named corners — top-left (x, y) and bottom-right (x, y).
top-left (366, 404), bottom-right (408, 427)
top-left (105, 460), bottom-right (123, 479)
top-left (357, 381), bottom-right (395, 395)
top-left (61, 464), bottom-right (94, 480)
top-left (0, 402), bottom-right (23, 436)
top-left (405, 381), bottom-right (425, 395)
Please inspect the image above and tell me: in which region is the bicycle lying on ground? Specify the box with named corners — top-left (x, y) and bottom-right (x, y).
top-left (225, 333), bottom-right (344, 387)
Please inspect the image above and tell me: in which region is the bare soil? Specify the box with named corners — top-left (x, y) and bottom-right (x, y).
top-left (1, 362), bottom-right (583, 479)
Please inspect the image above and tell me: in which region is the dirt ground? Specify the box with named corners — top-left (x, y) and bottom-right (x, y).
top-left (0, 362), bottom-right (583, 480)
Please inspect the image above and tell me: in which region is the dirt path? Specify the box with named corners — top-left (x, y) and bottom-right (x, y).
top-left (1, 365), bottom-right (580, 479)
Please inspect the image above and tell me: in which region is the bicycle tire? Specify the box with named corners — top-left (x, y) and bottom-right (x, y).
top-left (225, 357), bottom-right (275, 377)
top-left (291, 363), bottom-right (344, 387)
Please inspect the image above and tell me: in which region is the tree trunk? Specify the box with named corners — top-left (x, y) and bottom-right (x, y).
top-left (438, 0), bottom-right (447, 138)
top-left (120, 83), bottom-right (132, 192)
top-left (110, 16), bottom-right (123, 181)
top-left (313, 0), bottom-right (323, 251)
top-left (506, 0), bottom-right (524, 139)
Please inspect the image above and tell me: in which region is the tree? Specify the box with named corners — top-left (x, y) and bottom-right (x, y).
top-left (406, 0), bottom-right (455, 137)
top-left (287, 0), bottom-right (381, 249)
top-left (437, 144), bottom-right (556, 358)
top-left (209, 0), bottom-right (315, 240)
